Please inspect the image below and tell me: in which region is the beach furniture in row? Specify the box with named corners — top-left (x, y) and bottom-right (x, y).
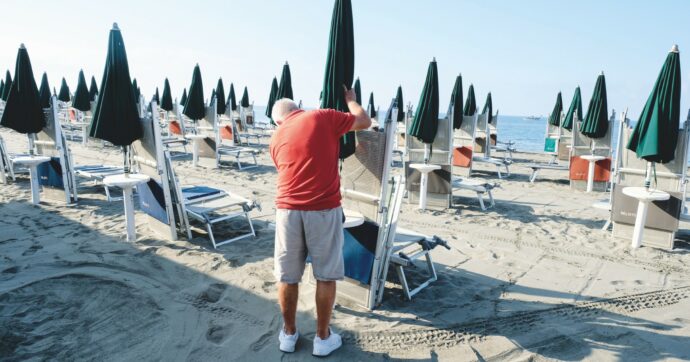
top-left (488, 114), bottom-right (516, 160)
top-left (471, 112), bottom-right (512, 178)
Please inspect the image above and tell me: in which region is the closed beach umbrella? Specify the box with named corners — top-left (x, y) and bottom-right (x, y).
top-left (0, 44), bottom-right (45, 134)
top-left (0, 80), bottom-right (4, 100)
top-left (464, 84), bottom-right (476, 116)
top-left (320, 0), bottom-right (355, 159)
top-left (131, 78), bottom-right (140, 102)
top-left (548, 92), bottom-right (563, 127)
top-left (450, 75), bottom-right (463, 128)
top-left (216, 78), bottom-right (226, 115)
top-left (580, 73), bottom-right (609, 139)
top-left (72, 70), bottom-right (91, 112)
top-left (354, 77), bottom-right (362, 104)
top-left (482, 92), bottom-right (493, 123)
top-left (627, 45), bottom-right (681, 164)
top-left (395, 85), bottom-right (404, 123)
top-left (160, 78), bottom-right (173, 111)
top-left (277, 62), bottom-right (293, 100)
top-left (227, 83), bottom-right (237, 111)
top-left (58, 77), bottom-right (70, 102)
top-left (240, 86), bottom-right (249, 107)
top-left (180, 88), bottom-right (187, 106)
top-left (2, 71), bottom-right (12, 101)
top-left (153, 87), bottom-right (160, 104)
top-left (89, 23), bottom-right (142, 149)
top-left (408, 59), bottom-right (439, 145)
top-left (38, 72), bottom-right (51, 109)
top-left (183, 64), bottom-right (205, 120)
top-left (89, 76), bottom-right (99, 101)
top-left (368, 92), bottom-right (376, 118)
top-left (562, 86), bottom-right (582, 131)
top-left (210, 89), bottom-right (216, 105)
top-left (266, 77), bottom-right (279, 120)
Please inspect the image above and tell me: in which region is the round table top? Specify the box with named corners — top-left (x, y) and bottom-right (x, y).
top-left (580, 154), bottom-right (606, 162)
top-left (103, 173), bottom-right (150, 188)
top-left (13, 155), bottom-right (51, 165)
top-left (186, 134), bottom-right (208, 140)
top-left (409, 163), bottom-right (442, 172)
top-left (622, 186), bottom-right (670, 202)
top-left (343, 209), bottom-right (365, 228)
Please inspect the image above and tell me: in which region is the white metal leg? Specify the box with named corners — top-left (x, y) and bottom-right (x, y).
top-left (122, 186), bottom-right (136, 242)
top-left (631, 200), bottom-right (649, 249)
top-left (28, 165), bottom-right (41, 205)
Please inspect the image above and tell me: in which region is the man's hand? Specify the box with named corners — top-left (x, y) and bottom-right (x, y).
top-left (342, 84), bottom-right (371, 131)
top-left (343, 85), bottom-right (357, 104)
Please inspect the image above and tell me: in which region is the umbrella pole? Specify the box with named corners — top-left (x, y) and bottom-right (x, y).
top-left (123, 145), bottom-right (130, 175)
top-left (424, 144), bottom-right (430, 164)
top-left (28, 133), bottom-right (36, 156)
top-left (644, 162), bottom-right (653, 190)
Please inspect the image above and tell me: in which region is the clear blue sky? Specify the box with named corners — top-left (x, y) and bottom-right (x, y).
top-left (1, 0), bottom-right (688, 118)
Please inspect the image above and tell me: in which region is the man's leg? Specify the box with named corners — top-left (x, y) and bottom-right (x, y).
top-left (278, 283), bottom-right (299, 334)
top-left (315, 280), bottom-right (336, 339)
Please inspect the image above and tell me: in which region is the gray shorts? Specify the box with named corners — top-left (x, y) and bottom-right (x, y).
top-left (274, 207), bottom-right (344, 283)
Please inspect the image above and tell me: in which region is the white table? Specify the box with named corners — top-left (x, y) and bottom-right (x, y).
top-left (103, 173), bottom-right (150, 242)
top-left (343, 209), bottom-right (364, 228)
top-left (580, 155), bottom-right (606, 192)
top-left (409, 163), bottom-right (441, 210)
top-left (13, 155), bottom-right (51, 205)
top-left (622, 186), bottom-right (670, 249)
top-left (186, 134), bottom-right (207, 167)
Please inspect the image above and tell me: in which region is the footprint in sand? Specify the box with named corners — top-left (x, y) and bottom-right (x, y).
top-left (205, 323), bottom-right (233, 344)
top-left (21, 244), bottom-right (43, 256)
top-left (198, 283), bottom-right (227, 303)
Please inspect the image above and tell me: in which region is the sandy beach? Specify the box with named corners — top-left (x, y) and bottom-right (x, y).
top-left (2, 126), bottom-right (690, 361)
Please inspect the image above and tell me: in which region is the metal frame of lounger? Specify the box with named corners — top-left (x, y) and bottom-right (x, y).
top-left (0, 136), bottom-right (17, 184)
top-left (593, 110), bottom-right (629, 230)
top-left (472, 113), bottom-right (511, 178)
top-left (488, 111), bottom-right (516, 160)
top-left (570, 111), bottom-right (615, 191)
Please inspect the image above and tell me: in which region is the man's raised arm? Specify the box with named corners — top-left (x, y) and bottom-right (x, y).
top-left (343, 85), bottom-right (371, 131)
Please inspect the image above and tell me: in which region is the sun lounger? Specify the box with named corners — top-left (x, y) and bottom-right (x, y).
top-left (568, 111), bottom-right (615, 191)
top-left (524, 111), bottom-right (575, 183)
top-left (471, 113), bottom-right (511, 178)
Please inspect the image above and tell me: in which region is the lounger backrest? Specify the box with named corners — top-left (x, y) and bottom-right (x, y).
top-left (172, 103), bottom-right (189, 135)
top-left (571, 112), bottom-right (614, 158)
top-left (455, 114), bottom-right (477, 147)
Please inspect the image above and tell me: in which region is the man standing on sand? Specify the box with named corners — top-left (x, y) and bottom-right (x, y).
top-left (269, 86), bottom-right (371, 357)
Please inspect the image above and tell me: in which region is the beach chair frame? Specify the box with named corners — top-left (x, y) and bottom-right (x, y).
top-left (569, 111), bottom-right (615, 192)
top-left (471, 113), bottom-right (510, 178)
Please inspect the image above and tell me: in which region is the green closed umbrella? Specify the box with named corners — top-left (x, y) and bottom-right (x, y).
top-left (321, 0), bottom-right (355, 159)
top-left (180, 88), bottom-right (187, 106)
top-left (548, 92), bottom-right (563, 127)
top-left (58, 77), bottom-right (70, 102)
top-left (482, 92), bottom-right (493, 123)
top-left (131, 78), bottom-right (140, 102)
top-left (1, 71), bottom-right (12, 101)
top-left (450, 75), bottom-right (463, 128)
top-left (0, 44), bottom-right (45, 137)
top-left (464, 84), bottom-right (476, 116)
top-left (562, 86), bottom-right (582, 131)
top-left (580, 73), bottom-right (609, 139)
top-left (72, 70), bottom-right (91, 112)
top-left (153, 87), bottom-right (160, 104)
top-left (354, 78), bottom-right (362, 104)
top-left (627, 45), bottom-right (681, 164)
top-left (0, 80), bottom-right (4, 100)
top-left (89, 76), bottom-right (99, 101)
top-left (160, 78), bottom-right (173, 111)
top-left (227, 83), bottom-right (237, 111)
top-left (210, 89), bottom-right (216, 105)
top-left (277, 62), bottom-right (293, 100)
top-left (266, 77), bottom-right (279, 120)
top-left (183, 64), bottom-right (205, 120)
top-left (367, 92), bottom-right (376, 118)
top-left (408, 59), bottom-right (439, 147)
top-left (216, 78), bottom-right (226, 115)
top-left (89, 23), bottom-right (143, 173)
top-left (38, 72), bottom-right (51, 109)
top-left (240, 86), bottom-right (249, 107)
top-left (395, 85), bottom-right (404, 123)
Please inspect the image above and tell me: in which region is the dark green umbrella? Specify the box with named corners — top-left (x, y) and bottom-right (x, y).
top-left (450, 75), bottom-right (463, 128)
top-left (408, 59), bottom-right (439, 146)
top-left (0, 80), bottom-right (4, 100)
top-left (210, 89), bottom-right (216, 105)
top-left (463, 84), bottom-right (476, 116)
top-left (562, 86), bottom-right (582, 131)
top-left (160, 78), bottom-right (173, 111)
top-left (89, 76), bottom-right (99, 101)
top-left (153, 87), bottom-right (160, 104)
top-left (131, 78), bottom-right (140, 102)
top-left (548, 92), bottom-right (563, 127)
top-left (58, 77), bottom-right (70, 102)
top-left (395, 85), bottom-right (404, 123)
top-left (0, 44), bottom-right (45, 136)
top-left (277, 61), bottom-right (293, 100)
top-left (72, 70), bottom-right (91, 112)
top-left (38, 72), bottom-right (51, 109)
top-left (320, 0), bottom-right (355, 159)
top-left (216, 78), bottom-right (226, 115)
top-left (266, 77), bottom-right (279, 120)
top-left (627, 45), bottom-right (681, 164)
top-left (354, 77), bottom-right (362, 104)
top-left (1, 71), bottom-right (12, 101)
top-left (180, 88), bottom-right (187, 106)
top-left (183, 64), bottom-right (205, 120)
top-left (89, 23), bottom-right (142, 155)
top-left (367, 92), bottom-right (376, 118)
top-left (482, 92), bottom-right (493, 123)
top-left (580, 72), bottom-right (609, 139)
top-left (227, 83), bottom-right (237, 111)
top-left (240, 86), bottom-right (249, 107)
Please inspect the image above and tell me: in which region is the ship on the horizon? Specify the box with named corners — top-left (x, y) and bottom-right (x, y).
top-left (523, 115), bottom-right (542, 120)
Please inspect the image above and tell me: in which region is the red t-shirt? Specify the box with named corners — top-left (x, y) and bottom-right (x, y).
top-left (270, 109), bottom-right (356, 210)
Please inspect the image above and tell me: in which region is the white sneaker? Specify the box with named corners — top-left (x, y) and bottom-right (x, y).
top-left (312, 328), bottom-right (342, 357)
top-left (279, 328), bottom-right (299, 353)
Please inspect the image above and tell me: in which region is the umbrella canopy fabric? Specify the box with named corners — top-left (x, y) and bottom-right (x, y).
top-left (240, 86), bottom-right (249, 107)
top-left (58, 77), bottom-right (70, 102)
top-left (627, 46), bottom-right (681, 164)
top-left (408, 59), bottom-right (439, 144)
top-left (580, 73), bottom-right (609, 139)
top-left (160, 78), bottom-right (173, 111)
top-left (0, 81), bottom-right (4, 101)
top-left (450, 75), bottom-right (463, 129)
top-left (321, 0), bottom-right (355, 159)
top-left (562, 87), bottom-right (582, 131)
top-left (277, 62), bottom-right (293, 100)
top-left (153, 87), bottom-right (160, 104)
top-left (38, 72), bottom-right (51, 109)
top-left (89, 23), bottom-right (142, 146)
top-left (180, 88), bottom-right (187, 106)
top-left (464, 84), bottom-right (476, 116)
top-left (548, 92), bottom-right (563, 127)
top-left (354, 78), bottom-right (362, 104)
top-left (131, 78), bottom-right (140, 102)
top-left (395, 85), bottom-right (404, 123)
top-left (183, 64), bottom-right (205, 120)
top-left (367, 92), bottom-right (376, 118)
top-left (216, 78), bottom-right (226, 115)
top-left (72, 70), bottom-right (91, 112)
top-left (0, 44), bottom-right (45, 134)
top-left (482, 92), bottom-right (493, 123)
top-left (227, 83), bottom-right (237, 111)
top-left (89, 76), bottom-right (99, 101)
top-left (266, 77), bottom-right (279, 120)
top-left (1, 71), bottom-right (12, 101)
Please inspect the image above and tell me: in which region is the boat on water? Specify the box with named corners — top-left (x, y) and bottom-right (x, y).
top-left (523, 115), bottom-right (542, 120)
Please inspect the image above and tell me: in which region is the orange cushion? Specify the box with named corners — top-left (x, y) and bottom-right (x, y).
top-left (169, 121), bottom-right (182, 135)
top-left (490, 134), bottom-right (497, 146)
top-left (220, 125), bottom-right (233, 141)
top-left (453, 146), bottom-right (473, 167)
top-left (569, 156), bottom-right (611, 182)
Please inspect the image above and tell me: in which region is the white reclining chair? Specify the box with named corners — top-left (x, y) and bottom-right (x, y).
top-left (471, 112), bottom-right (511, 178)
